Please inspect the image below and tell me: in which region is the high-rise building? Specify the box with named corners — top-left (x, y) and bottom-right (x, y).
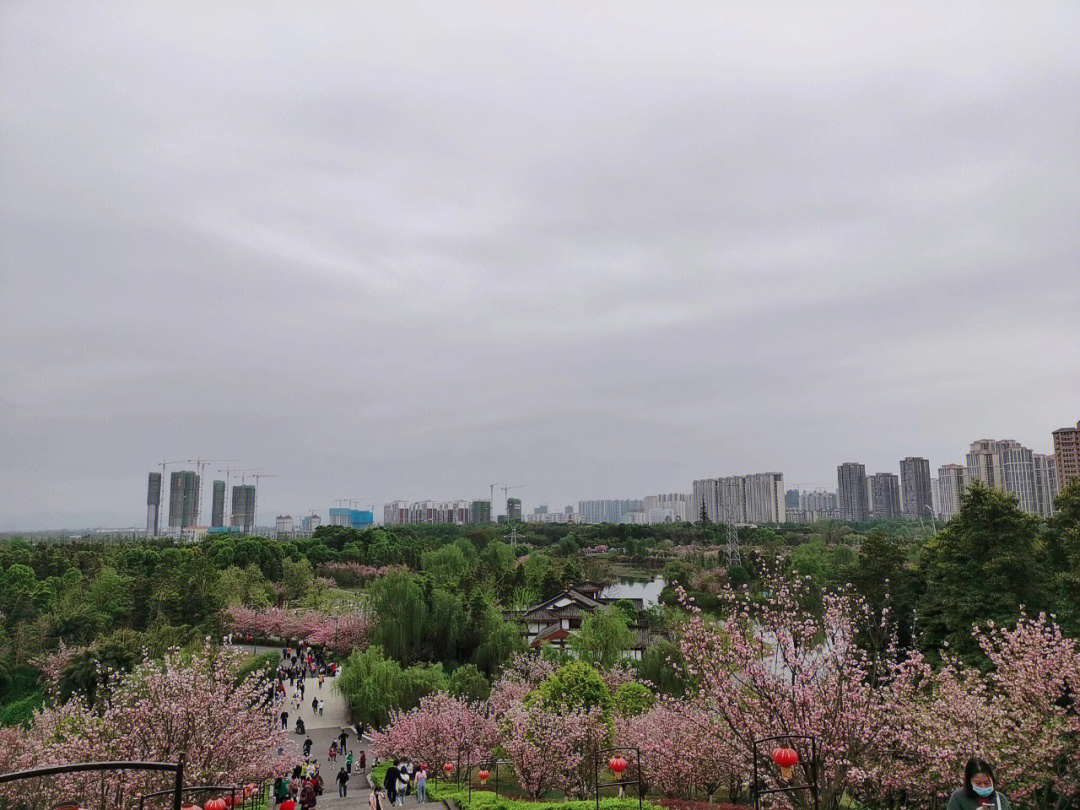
top-left (146, 472), bottom-right (162, 536)
top-left (470, 500), bottom-right (492, 524)
top-left (690, 474), bottom-right (785, 524)
top-left (275, 515), bottom-right (294, 537)
top-left (211, 480), bottom-right (226, 527)
top-left (1033, 453), bottom-right (1060, 518)
top-left (329, 508), bottom-right (374, 528)
top-left (1053, 419), bottom-right (1080, 489)
top-left (300, 513), bottom-right (321, 534)
top-left (899, 457), bottom-right (933, 521)
top-left (507, 497), bottom-right (522, 522)
top-left (937, 464), bottom-right (968, 520)
top-left (230, 484), bottom-right (256, 533)
top-left (565, 505), bottom-right (574, 515)
top-left (785, 489), bottom-right (800, 510)
top-left (837, 463), bottom-right (868, 522)
top-left (643, 493), bottom-right (690, 522)
top-left (577, 499), bottom-right (647, 524)
top-left (966, 439), bottom-right (1051, 516)
top-left (533, 505), bottom-right (548, 515)
top-left (869, 473), bottom-right (901, 520)
top-left (169, 471), bottom-right (200, 529)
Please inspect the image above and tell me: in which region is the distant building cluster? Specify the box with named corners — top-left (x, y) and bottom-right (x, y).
top-left (138, 418), bottom-right (1078, 536)
top-left (692, 473), bottom-right (786, 525)
top-left (383, 499), bottom-right (478, 525)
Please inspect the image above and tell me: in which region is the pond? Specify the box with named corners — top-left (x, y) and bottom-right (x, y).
top-left (600, 574), bottom-right (666, 607)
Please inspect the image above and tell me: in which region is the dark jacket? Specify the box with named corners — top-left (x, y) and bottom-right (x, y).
top-left (384, 766), bottom-right (401, 798)
top-left (947, 789), bottom-right (1011, 810)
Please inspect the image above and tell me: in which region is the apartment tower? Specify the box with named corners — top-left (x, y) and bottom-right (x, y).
top-left (168, 470), bottom-right (200, 530)
top-left (146, 472), bottom-right (162, 536)
top-left (899, 456), bottom-right (933, 521)
top-left (837, 462), bottom-right (869, 522)
top-left (1053, 419), bottom-right (1080, 489)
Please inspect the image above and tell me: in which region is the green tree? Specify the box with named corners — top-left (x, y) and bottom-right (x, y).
top-left (637, 638), bottom-right (687, 696)
top-left (427, 587), bottom-right (467, 660)
top-left (570, 607), bottom-right (633, 669)
top-left (613, 681), bottom-right (653, 717)
top-left (472, 610), bottom-right (526, 675)
top-left (529, 660), bottom-right (613, 719)
top-left (368, 572), bottom-right (428, 663)
top-left (916, 482), bottom-right (1047, 663)
top-left (335, 645), bottom-right (404, 729)
top-left (280, 557), bottom-right (314, 601)
top-left (1044, 479), bottom-right (1080, 635)
top-left (447, 664), bottom-right (490, 701)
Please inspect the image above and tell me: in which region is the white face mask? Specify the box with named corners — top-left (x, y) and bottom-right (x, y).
top-left (973, 783), bottom-right (994, 798)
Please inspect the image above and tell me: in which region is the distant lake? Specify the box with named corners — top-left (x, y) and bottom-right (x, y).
top-left (601, 574), bottom-right (666, 607)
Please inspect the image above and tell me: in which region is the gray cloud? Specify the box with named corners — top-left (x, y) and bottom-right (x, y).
top-left (2, 0), bottom-right (1078, 528)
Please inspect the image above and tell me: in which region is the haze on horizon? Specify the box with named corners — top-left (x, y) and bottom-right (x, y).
top-left (2, 1), bottom-right (1079, 530)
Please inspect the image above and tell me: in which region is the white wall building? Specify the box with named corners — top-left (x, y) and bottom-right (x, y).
top-left (692, 472), bottom-right (785, 524)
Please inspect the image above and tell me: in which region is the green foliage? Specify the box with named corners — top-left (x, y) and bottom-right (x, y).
top-left (236, 651), bottom-right (280, 685)
top-left (448, 663), bottom-right (490, 702)
top-left (529, 660), bottom-right (613, 718)
top-left (368, 572), bottom-right (429, 663)
top-left (429, 782), bottom-right (653, 810)
top-left (570, 606), bottom-right (634, 669)
top-left (336, 645), bottom-right (404, 729)
top-left (613, 681), bottom-right (654, 717)
top-left (916, 482), bottom-right (1048, 663)
top-left (1044, 479), bottom-right (1080, 635)
top-left (637, 638), bottom-right (687, 696)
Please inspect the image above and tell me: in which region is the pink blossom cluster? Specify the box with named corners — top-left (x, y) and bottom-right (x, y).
top-left (32, 640), bottom-right (89, 687)
top-left (370, 692), bottom-right (498, 773)
top-left (315, 562), bottom-right (406, 585)
top-left (1, 644), bottom-right (300, 810)
top-left (223, 606), bottom-right (373, 653)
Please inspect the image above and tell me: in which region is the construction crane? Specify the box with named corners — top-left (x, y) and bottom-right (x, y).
top-left (192, 458), bottom-right (237, 527)
top-left (249, 472), bottom-right (278, 532)
top-left (501, 485), bottom-right (523, 520)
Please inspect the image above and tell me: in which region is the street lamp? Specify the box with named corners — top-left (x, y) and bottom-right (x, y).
top-left (923, 503), bottom-right (937, 534)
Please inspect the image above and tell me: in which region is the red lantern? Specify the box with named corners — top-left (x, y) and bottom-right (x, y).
top-left (210, 797), bottom-right (228, 810)
top-left (609, 757), bottom-right (627, 781)
top-left (443, 762), bottom-right (454, 776)
top-left (280, 801), bottom-right (295, 810)
top-left (771, 747), bottom-right (799, 780)
top-left (478, 770), bottom-right (490, 786)
top-left (181, 805), bottom-right (202, 810)
top-left (223, 797), bottom-right (234, 808)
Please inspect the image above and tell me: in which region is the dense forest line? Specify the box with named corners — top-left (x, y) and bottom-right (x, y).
top-left (1, 480), bottom-right (1078, 728)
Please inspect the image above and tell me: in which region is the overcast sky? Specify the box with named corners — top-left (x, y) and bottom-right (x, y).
top-left (2, 1), bottom-right (1078, 529)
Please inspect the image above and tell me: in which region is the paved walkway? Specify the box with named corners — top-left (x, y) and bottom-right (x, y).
top-left (232, 645), bottom-right (432, 810)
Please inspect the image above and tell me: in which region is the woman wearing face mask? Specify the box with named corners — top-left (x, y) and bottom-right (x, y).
top-left (947, 759), bottom-right (1011, 810)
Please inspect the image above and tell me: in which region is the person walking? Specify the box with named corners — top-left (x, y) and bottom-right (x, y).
top-left (318, 698), bottom-right (325, 716)
top-left (358, 751), bottom-right (366, 773)
top-left (336, 768), bottom-right (349, 798)
top-left (303, 737), bottom-right (313, 757)
top-left (395, 768), bottom-right (408, 807)
top-left (300, 781), bottom-right (316, 810)
top-left (311, 696), bottom-right (319, 715)
top-left (280, 710), bottom-right (289, 730)
top-left (338, 730), bottom-right (348, 753)
top-left (384, 760), bottom-right (401, 806)
top-left (328, 743), bottom-right (337, 763)
top-left (345, 752), bottom-right (354, 775)
top-left (415, 767), bottom-right (427, 805)
top-left (947, 759), bottom-right (1012, 810)
top-left (403, 760), bottom-right (414, 797)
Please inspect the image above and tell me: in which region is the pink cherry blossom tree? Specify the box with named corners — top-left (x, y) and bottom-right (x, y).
top-left (1, 644), bottom-right (300, 810)
top-left (223, 606), bottom-right (373, 653)
top-left (370, 692), bottom-right (497, 774)
top-left (677, 570), bottom-right (893, 810)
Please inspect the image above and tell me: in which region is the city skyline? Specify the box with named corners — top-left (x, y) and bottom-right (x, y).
top-left (3, 2), bottom-right (1079, 529)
